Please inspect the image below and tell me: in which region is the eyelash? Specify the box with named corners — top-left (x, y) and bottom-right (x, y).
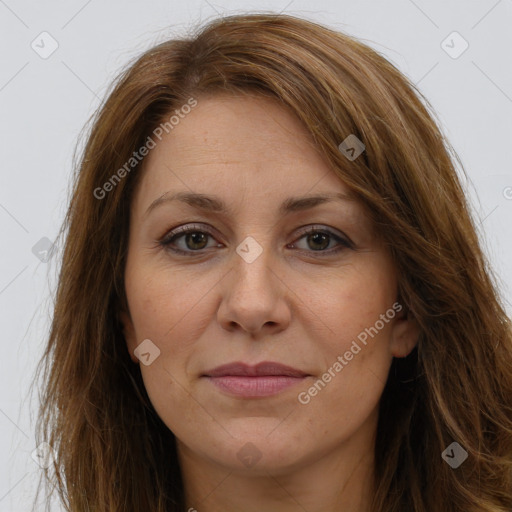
top-left (158, 223), bottom-right (353, 257)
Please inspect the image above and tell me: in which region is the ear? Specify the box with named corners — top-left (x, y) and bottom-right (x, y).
top-left (389, 305), bottom-right (420, 358)
top-left (119, 309), bottom-right (139, 364)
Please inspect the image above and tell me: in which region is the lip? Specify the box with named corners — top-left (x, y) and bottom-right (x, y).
top-left (204, 361), bottom-right (309, 378)
top-left (202, 362), bottom-right (310, 398)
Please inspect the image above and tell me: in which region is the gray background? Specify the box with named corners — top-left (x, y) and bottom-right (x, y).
top-left (0, 0), bottom-right (511, 510)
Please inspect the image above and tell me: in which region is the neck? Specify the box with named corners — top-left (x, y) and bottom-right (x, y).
top-left (178, 434), bottom-right (375, 512)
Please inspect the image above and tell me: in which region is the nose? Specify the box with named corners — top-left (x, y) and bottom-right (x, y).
top-left (216, 242), bottom-right (291, 336)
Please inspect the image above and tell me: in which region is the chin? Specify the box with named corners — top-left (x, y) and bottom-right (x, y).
top-left (213, 428), bottom-right (312, 474)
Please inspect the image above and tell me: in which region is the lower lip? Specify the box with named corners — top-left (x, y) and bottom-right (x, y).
top-left (204, 375), bottom-right (307, 397)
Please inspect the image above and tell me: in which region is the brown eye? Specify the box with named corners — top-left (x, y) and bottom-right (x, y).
top-left (160, 224), bottom-right (352, 257)
top-left (183, 232), bottom-right (209, 250)
top-left (160, 224), bottom-right (221, 255)
top-left (288, 226), bottom-right (353, 255)
top-left (306, 232), bottom-right (330, 251)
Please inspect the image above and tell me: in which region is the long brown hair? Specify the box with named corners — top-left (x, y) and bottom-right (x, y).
top-left (33, 13), bottom-right (512, 511)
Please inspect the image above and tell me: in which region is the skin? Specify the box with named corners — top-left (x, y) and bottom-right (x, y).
top-left (120, 93), bottom-right (419, 512)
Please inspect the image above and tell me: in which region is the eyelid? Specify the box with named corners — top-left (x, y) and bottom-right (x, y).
top-left (162, 222), bottom-right (216, 240)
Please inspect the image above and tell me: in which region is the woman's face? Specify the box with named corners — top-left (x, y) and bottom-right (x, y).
top-left (121, 93), bottom-right (418, 476)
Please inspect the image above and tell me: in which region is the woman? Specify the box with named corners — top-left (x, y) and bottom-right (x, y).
top-left (34, 12), bottom-right (512, 512)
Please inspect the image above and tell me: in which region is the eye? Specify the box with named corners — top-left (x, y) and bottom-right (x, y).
top-left (288, 225), bottom-right (353, 255)
top-left (159, 223), bottom-right (353, 257)
top-left (159, 223), bottom-right (222, 255)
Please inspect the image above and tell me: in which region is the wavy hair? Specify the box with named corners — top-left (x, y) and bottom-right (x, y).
top-left (33, 12), bottom-right (512, 511)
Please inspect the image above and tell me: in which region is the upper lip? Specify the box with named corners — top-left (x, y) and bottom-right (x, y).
top-left (203, 361), bottom-right (309, 378)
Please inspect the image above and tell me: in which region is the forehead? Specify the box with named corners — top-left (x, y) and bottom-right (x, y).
top-left (132, 93), bottom-right (356, 216)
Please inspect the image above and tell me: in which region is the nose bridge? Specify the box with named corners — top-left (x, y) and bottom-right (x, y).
top-left (216, 233), bottom-right (290, 334)
top-left (232, 235), bottom-right (275, 294)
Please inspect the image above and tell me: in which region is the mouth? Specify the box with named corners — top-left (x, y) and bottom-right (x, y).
top-left (201, 361), bottom-right (311, 398)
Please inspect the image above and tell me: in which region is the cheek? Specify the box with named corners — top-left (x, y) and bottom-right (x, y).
top-left (125, 264), bottom-right (221, 417)
top-left (126, 263), bottom-right (218, 348)
top-left (310, 263), bottom-right (396, 348)
top-left (128, 269), bottom-right (215, 433)
top-left (295, 302), bottom-right (394, 444)
top-left (296, 263), bottom-right (395, 405)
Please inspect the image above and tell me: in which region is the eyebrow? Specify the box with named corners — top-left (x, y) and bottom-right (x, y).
top-left (144, 191), bottom-right (354, 218)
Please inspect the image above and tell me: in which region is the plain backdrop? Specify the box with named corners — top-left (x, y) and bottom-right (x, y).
top-left (0, 0), bottom-right (511, 510)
